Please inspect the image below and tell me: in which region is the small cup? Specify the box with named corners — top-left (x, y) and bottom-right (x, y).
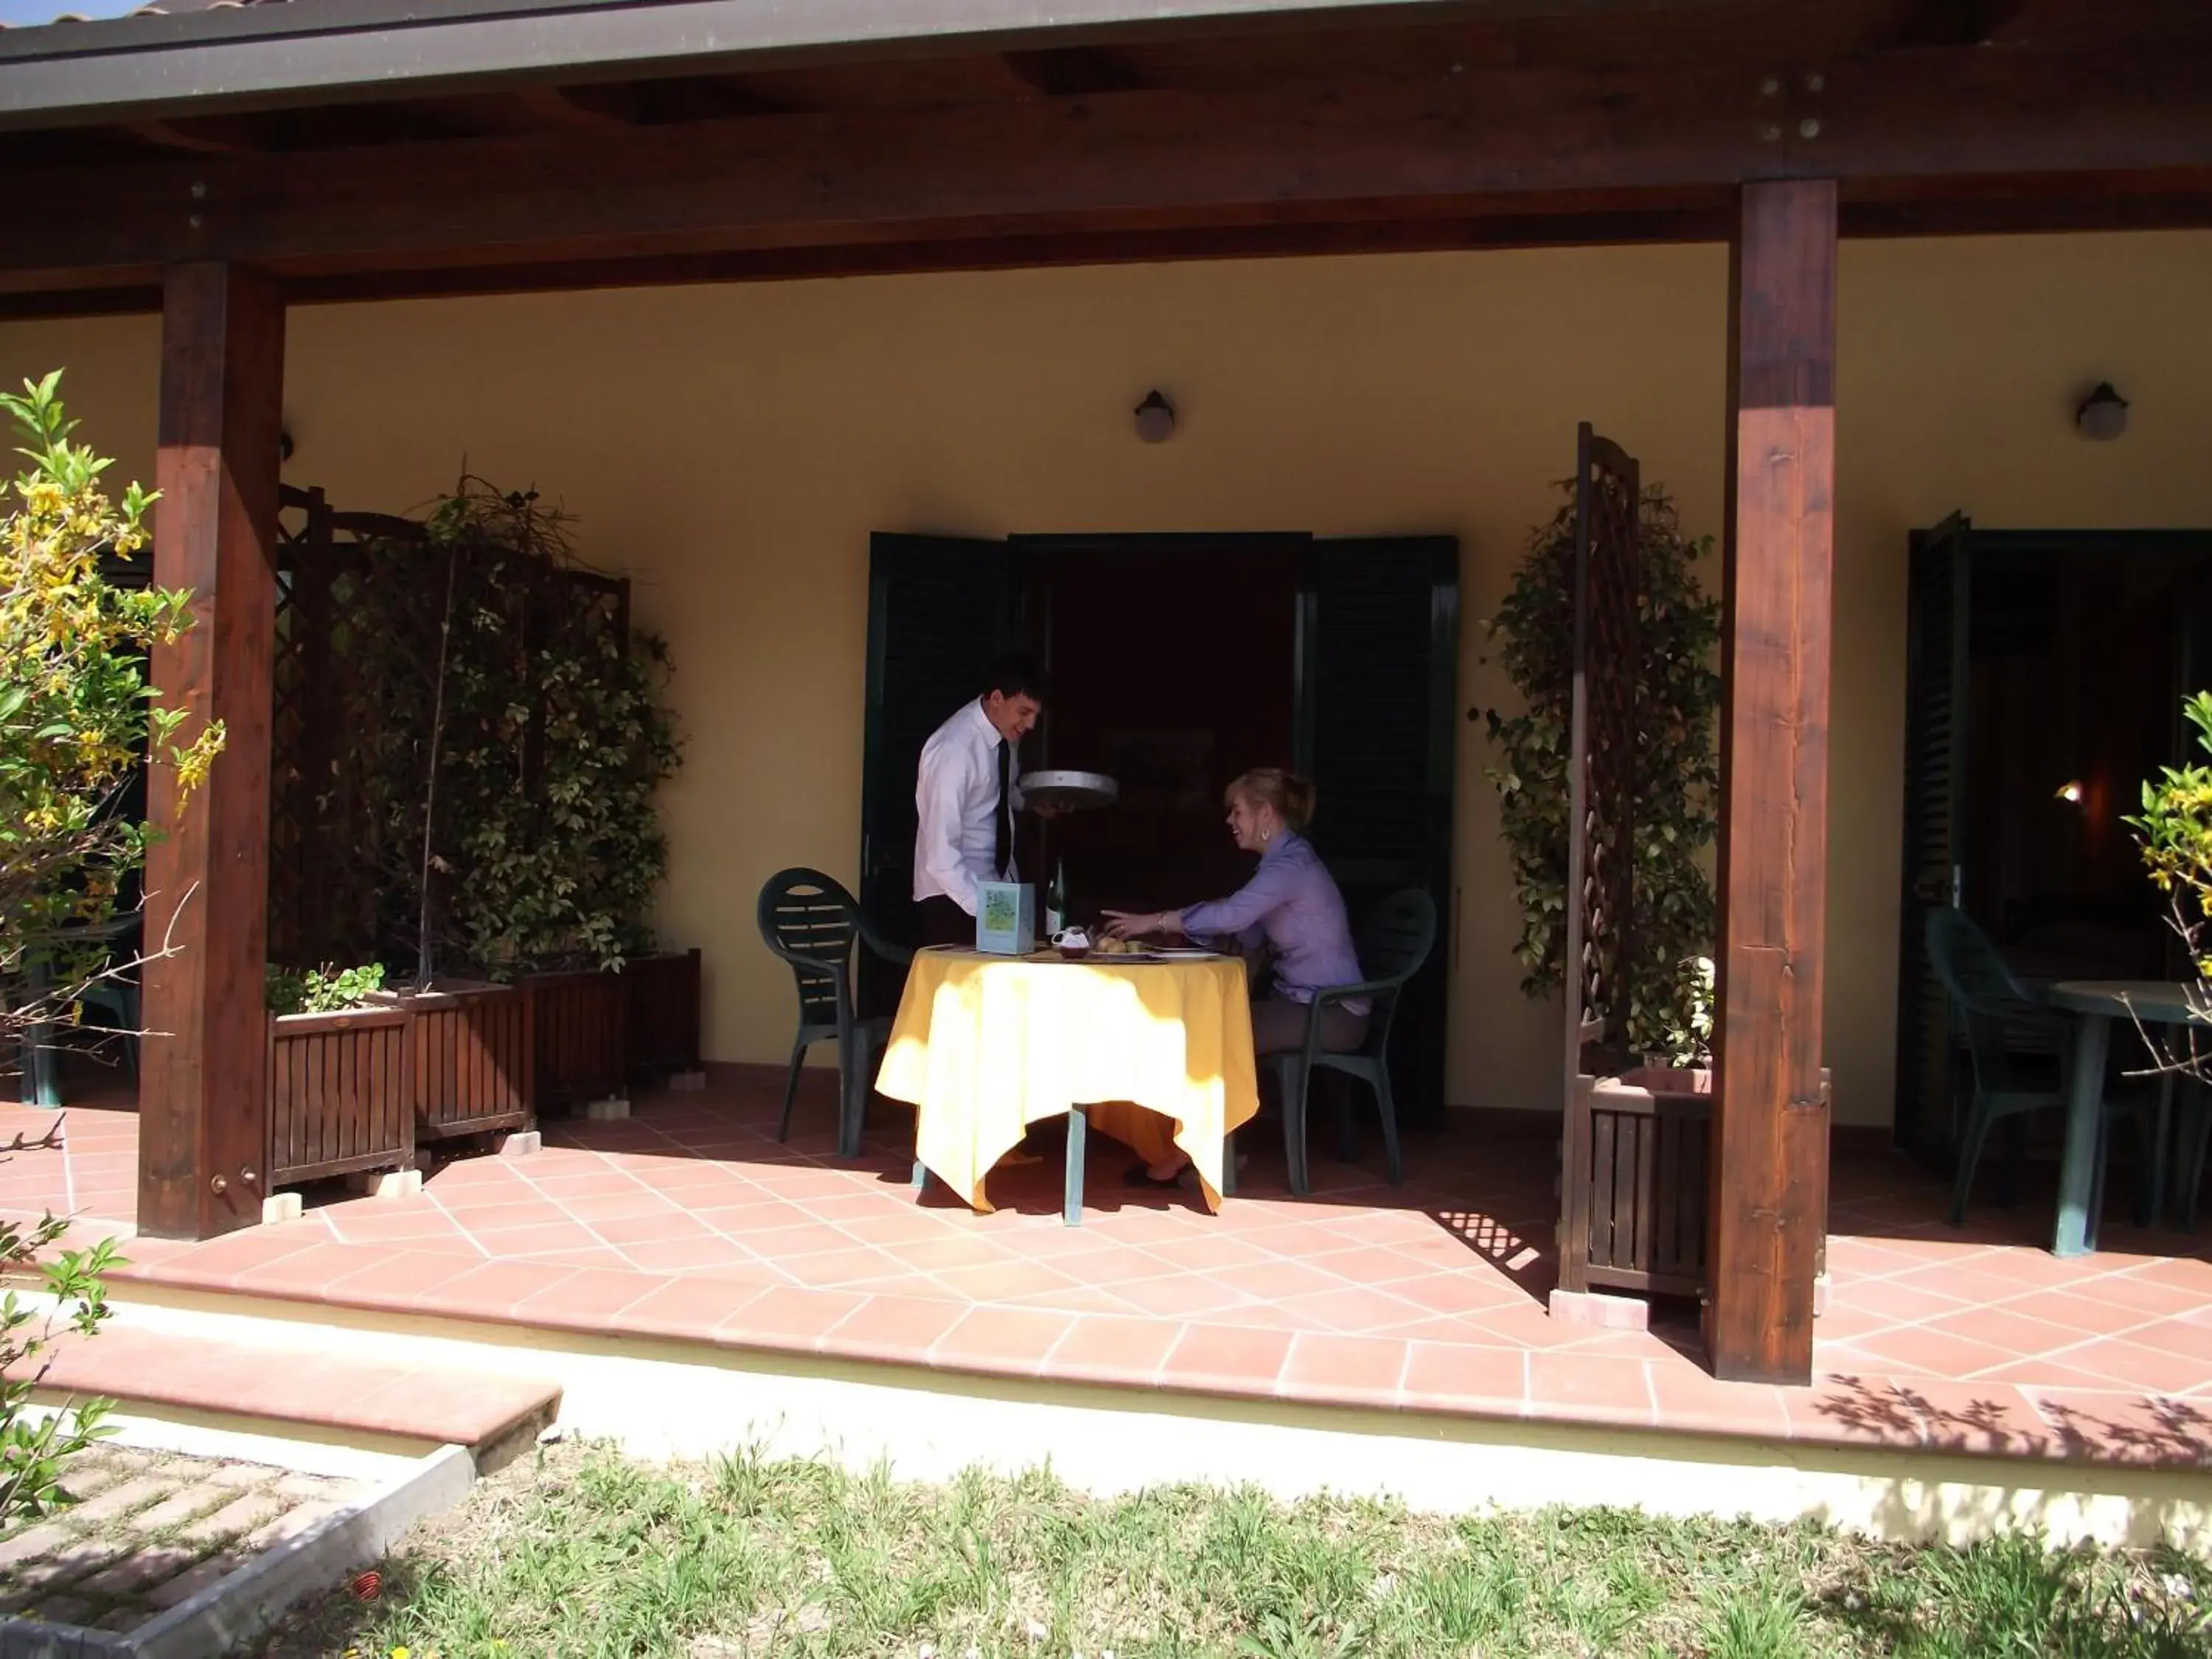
top-left (1051, 925), bottom-right (1092, 961)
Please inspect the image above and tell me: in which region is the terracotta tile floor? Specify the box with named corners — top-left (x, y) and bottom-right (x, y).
top-left (6, 1070), bottom-right (2212, 1471)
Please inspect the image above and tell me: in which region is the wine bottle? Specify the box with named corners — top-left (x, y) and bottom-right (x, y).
top-left (1045, 859), bottom-right (1067, 937)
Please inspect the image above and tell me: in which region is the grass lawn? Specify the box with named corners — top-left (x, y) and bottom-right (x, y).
top-left (260, 1439), bottom-right (2212, 1658)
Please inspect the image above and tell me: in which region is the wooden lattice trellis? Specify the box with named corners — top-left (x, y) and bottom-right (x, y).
top-left (268, 482), bottom-right (630, 975)
top-left (1562, 422), bottom-right (1641, 1082)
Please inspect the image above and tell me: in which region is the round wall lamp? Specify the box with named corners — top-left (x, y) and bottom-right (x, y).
top-left (2075, 382), bottom-right (2129, 442)
top-left (1133, 389), bottom-right (1177, 444)
top-left (2056, 779), bottom-right (2084, 804)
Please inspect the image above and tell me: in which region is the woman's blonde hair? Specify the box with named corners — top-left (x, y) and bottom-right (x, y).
top-left (1225, 768), bottom-right (1317, 832)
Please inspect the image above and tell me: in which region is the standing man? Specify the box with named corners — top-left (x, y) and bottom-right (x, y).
top-left (914, 655), bottom-right (1056, 947)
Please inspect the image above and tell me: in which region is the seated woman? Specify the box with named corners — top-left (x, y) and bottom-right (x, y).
top-left (1099, 767), bottom-right (1368, 1187)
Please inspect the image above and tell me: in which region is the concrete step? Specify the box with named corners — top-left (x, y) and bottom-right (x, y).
top-left (31, 1321), bottom-right (560, 1458)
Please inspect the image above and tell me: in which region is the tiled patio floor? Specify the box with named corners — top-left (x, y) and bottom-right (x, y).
top-left (5, 1071), bottom-right (2211, 1472)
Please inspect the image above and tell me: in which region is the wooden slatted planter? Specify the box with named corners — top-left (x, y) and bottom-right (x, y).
top-left (525, 968), bottom-right (629, 1111)
top-left (383, 981), bottom-right (535, 1140)
top-left (625, 948), bottom-right (702, 1080)
top-left (266, 1006), bottom-right (414, 1187)
top-left (1559, 1065), bottom-right (1829, 1301)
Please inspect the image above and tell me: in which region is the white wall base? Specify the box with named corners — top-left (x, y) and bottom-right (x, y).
top-left (89, 1290), bottom-right (2212, 1551)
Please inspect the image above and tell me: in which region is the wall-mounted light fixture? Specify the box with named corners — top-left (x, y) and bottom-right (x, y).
top-left (1133, 390), bottom-right (1176, 444)
top-left (279, 427), bottom-right (296, 463)
top-left (2056, 780), bottom-right (2084, 804)
top-left (2075, 383), bottom-right (2129, 442)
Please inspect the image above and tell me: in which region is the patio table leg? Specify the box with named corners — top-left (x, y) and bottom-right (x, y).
top-left (19, 956), bottom-right (60, 1109)
top-left (2149, 1072), bottom-right (2176, 1231)
top-left (2053, 1010), bottom-right (2110, 1257)
top-left (1063, 1106), bottom-right (1086, 1227)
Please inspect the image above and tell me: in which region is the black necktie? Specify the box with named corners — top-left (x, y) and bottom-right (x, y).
top-left (994, 739), bottom-right (1012, 879)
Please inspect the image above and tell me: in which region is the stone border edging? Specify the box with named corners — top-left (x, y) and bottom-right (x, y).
top-left (0, 1443), bottom-right (475, 1659)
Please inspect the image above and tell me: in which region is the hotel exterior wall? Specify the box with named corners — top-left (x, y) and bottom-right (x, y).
top-left (8, 232), bottom-right (2211, 1128)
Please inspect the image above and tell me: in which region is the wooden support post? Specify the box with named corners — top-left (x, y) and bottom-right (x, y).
top-left (1705, 180), bottom-right (1836, 1385)
top-left (139, 262), bottom-right (285, 1241)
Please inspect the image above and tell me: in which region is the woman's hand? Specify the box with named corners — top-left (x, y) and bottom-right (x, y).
top-left (1103, 909), bottom-right (1178, 939)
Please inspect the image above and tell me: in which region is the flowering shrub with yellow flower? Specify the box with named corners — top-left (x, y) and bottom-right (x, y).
top-left (1, 369), bottom-right (226, 1048)
top-left (2125, 692), bottom-right (2212, 1082)
top-left (2130, 691), bottom-right (2212, 976)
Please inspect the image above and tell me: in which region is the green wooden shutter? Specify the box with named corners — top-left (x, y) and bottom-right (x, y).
top-left (1894, 512), bottom-right (1972, 1158)
top-left (858, 534), bottom-right (1025, 1000)
top-left (1295, 537), bottom-right (1460, 1128)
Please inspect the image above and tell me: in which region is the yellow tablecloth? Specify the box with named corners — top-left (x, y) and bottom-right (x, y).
top-left (874, 947), bottom-right (1260, 1213)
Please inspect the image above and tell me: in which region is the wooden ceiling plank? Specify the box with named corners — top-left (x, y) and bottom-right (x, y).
top-left (1000, 46), bottom-right (1149, 96)
top-left (127, 116), bottom-right (262, 155)
top-left (1888, 0), bottom-right (2031, 47)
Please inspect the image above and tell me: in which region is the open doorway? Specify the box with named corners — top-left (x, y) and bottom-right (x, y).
top-left (1020, 535), bottom-right (1298, 917)
top-left (858, 529), bottom-right (1458, 1127)
top-left (1896, 519), bottom-right (2212, 1160)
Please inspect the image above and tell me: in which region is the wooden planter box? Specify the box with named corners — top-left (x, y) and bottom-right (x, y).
top-left (266, 1006), bottom-right (414, 1187)
top-left (625, 948), bottom-right (702, 1080)
top-left (380, 981), bottom-right (535, 1140)
top-left (1559, 1065), bottom-right (1829, 1301)
top-left (524, 967), bottom-right (629, 1111)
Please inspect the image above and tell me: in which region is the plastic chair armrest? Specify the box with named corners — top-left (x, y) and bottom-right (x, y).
top-left (1311, 975), bottom-right (1401, 1010)
top-left (859, 921), bottom-right (914, 969)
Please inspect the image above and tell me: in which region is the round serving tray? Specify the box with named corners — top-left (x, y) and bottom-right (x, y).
top-left (1018, 769), bottom-right (1119, 812)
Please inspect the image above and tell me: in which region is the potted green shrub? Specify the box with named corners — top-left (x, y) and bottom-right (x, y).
top-left (1479, 477), bottom-right (1828, 1304)
top-left (265, 961), bottom-right (414, 1187)
top-left (410, 484), bottom-right (684, 1110)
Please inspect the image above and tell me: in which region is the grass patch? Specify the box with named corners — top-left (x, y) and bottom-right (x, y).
top-left (260, 1440), bottom-right (2212, 1658)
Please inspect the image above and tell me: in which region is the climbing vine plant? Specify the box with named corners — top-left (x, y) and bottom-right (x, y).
top-left (422, 481), bottom-right (679, 978)
top-left (291, 478), bottom-right (680, 981)
top-left (1474, 483), bottom-right (1722, 1062)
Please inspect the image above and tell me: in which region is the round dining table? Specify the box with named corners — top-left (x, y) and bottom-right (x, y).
top-left (2043, 979), bottom-right (2208, 1256)
top-left (873, 945), bottom-right (1260, 1222)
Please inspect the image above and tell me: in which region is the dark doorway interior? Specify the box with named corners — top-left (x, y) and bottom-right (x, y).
top-left (1965, 543), bottom-right (2212, 981)
top-left (1025, 538), bottom-right (1298, 917)
top-left (1896, 520), bottom-right (2212, 1161)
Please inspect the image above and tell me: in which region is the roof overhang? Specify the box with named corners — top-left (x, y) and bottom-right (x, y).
top-left (0, 0), bottom-right (1623, 128)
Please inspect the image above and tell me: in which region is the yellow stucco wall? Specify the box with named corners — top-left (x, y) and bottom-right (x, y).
top-left (7, 231), bottom-right (2211, 1127)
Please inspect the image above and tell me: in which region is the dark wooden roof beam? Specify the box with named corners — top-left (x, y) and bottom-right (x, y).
top-left (5, 38), bottom-right (2211, 285)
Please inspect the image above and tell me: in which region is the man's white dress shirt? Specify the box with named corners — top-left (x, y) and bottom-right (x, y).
top-left (913, 698), bottom-right (1022, 917)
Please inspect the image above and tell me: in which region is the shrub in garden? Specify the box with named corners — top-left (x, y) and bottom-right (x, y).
top-left (0, 370), bottom-right (212, 1522)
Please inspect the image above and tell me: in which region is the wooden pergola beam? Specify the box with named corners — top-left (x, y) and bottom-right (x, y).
top-left (139, 261), bottom-right (285, 1242)
top-left (3, 39), bottom-right (2208, 286)
top-left (8, 172), bottom-right (2212, 320)
top-left (1706, 178), bottom-right (1837, 1387)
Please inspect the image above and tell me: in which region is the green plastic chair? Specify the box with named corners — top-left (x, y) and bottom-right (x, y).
top-left (1924, 907), bottom-right (2158, 1234)
top-left (11, 917), bottom-right (139, 1105)
top-left (757, 868), bottom-right (911, 1159)
top-left (1264, 888), bottom-right (1436, 1197)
